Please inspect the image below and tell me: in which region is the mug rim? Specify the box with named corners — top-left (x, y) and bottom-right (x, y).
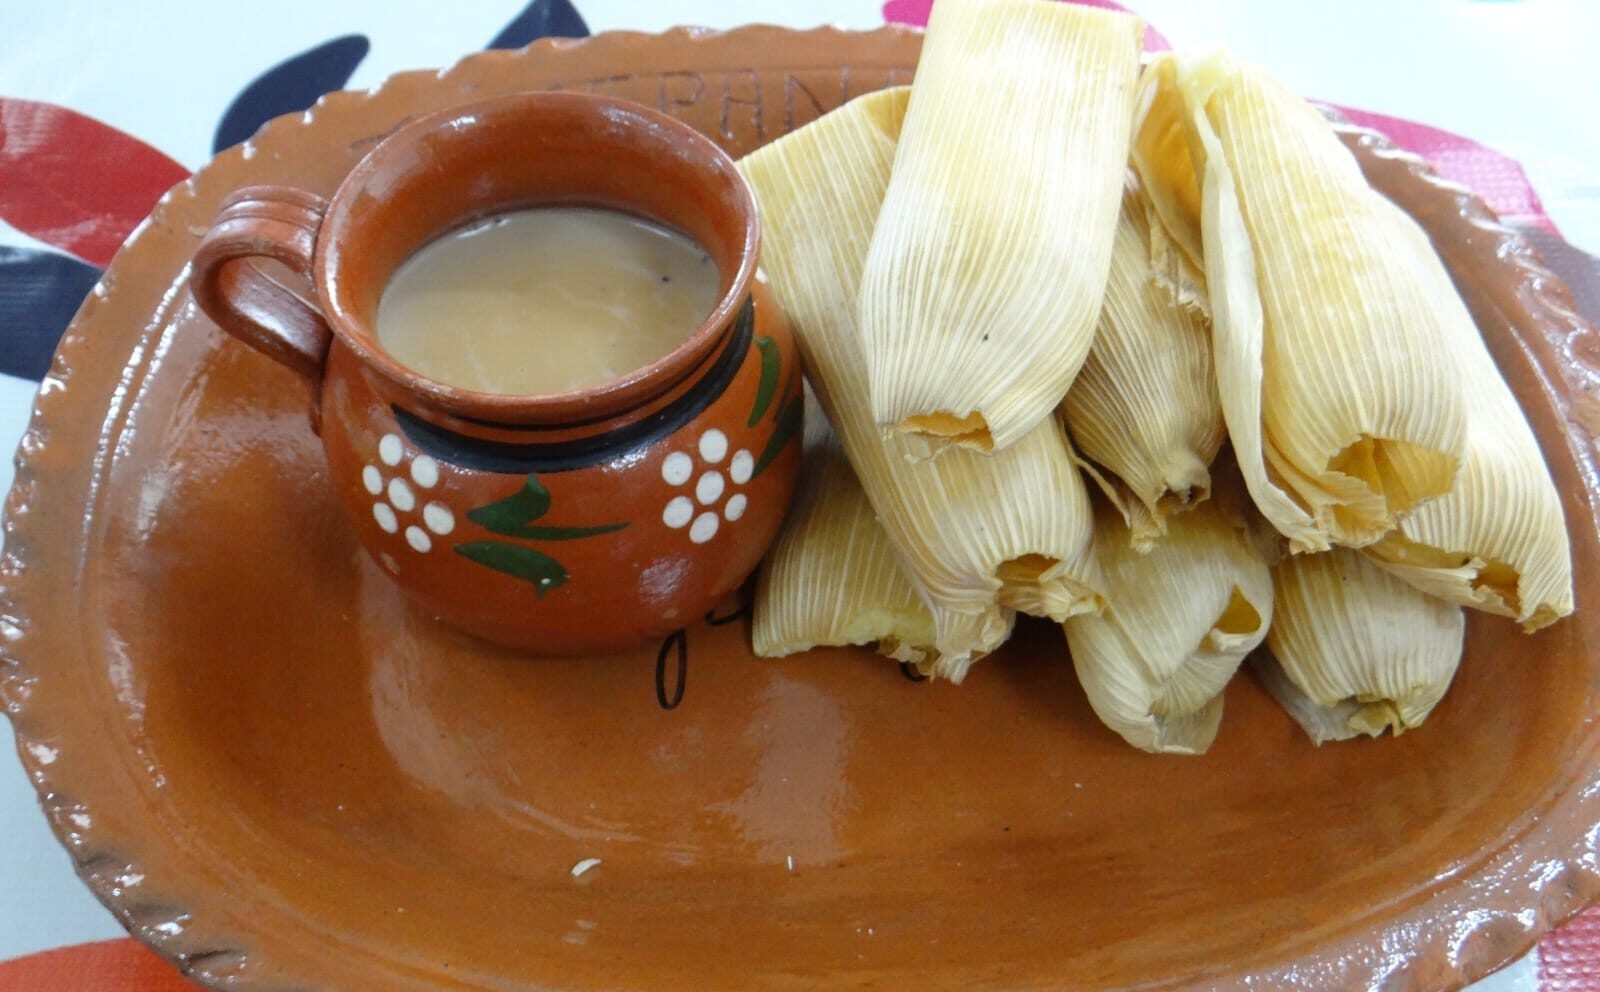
top-left (313, 91), bottom-right (760, 426)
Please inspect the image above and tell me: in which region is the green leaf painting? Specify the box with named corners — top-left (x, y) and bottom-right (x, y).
top-left (748, 336), bottom-right (781, 427)
top-left (456, 473), bottom-right (627, 594)
top-left (466, 473), bottom-right (553, 533)
top-left (455, 541), bottom-right (567, 597)
top-left (747, 332), bottom-right (800, 479)
top-left (752, 393), bottom-right (803, 479)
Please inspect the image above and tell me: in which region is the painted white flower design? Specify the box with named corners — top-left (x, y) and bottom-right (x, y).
top-left (363, 433), bottom-right (457, 554)
top-left (660, 428), bottom-right (753, 544)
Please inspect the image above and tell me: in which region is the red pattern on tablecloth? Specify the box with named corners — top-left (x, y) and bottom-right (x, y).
top-left (0, 98), bottom-right (189, 267)
top-left (1542, 905), bottom-right (1600, 989)
top-left (1334, 106), bottom-right (1556, 234)
top-left (0, 939), bottom-right (193, 990)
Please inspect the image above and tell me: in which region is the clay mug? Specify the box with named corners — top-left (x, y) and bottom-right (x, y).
top-left (190, 92), bottom-right (802, 655)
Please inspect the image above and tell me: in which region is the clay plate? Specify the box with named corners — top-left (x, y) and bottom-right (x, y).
top-left (6, 24), bottom-right (1600, 992)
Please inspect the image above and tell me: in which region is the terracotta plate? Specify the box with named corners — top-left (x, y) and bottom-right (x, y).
top-left (7, 25), bottom-right (1600, 992)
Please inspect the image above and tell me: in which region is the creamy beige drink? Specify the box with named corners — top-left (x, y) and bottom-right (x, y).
top-left (377, 207), bottom-right (718, 395)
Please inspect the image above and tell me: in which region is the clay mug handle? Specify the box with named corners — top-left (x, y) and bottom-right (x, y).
top-left (191, 185), bottom-right (333, 433)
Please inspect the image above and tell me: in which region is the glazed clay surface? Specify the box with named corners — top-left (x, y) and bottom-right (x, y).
top-left (5, 25), bottom-right (1600, 992)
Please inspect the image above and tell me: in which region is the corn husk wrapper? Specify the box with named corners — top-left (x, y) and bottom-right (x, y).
top-left (753, 405), bottom-right (960, 670)
top-left (1361, 211), bottom-right (1573, 632)
top-left (738, 88), bottom-right (1102, 682)
top-left (1064, 493), bottom-right (1272, 754)
top-left (1132, 52), bottom-right (1468, 553)
top-left (1063, 181), bottom-right (1226, 550)
top-left (1145, 198), bottom-right (1211, 318)
top-left (1209, 448), bottom-right (1288, 568)
top-left (1261, 546), bottom-right (1465, 742)
top-left (1248, 654), bottom-right (1362, 747)
top-left (857, 0), bottom-right (1143, 455)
